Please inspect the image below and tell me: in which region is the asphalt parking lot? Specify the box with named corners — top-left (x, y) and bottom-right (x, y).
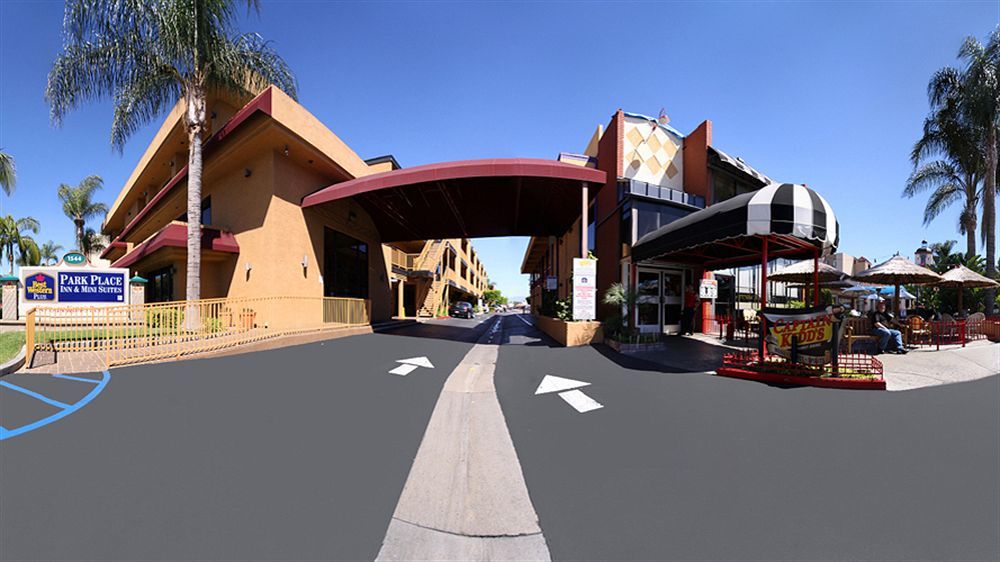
top-left (495, 314), bottom-right (1000, 561)
top-left (1, 320), bottom-right (491, 561)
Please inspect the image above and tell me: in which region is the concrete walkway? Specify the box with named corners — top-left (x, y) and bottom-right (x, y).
top-left (878, 340), bottom-right (999, 391)
top-left (376, 316), bottom-right (550, 561)
top-left (619, 333), bottom-right (998, 391)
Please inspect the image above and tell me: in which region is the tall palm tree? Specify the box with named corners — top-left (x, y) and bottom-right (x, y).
top-left (0, 150), bottom-right (14, 197)
top-left (46, 0), bottom-right (296, 304)
top-left (905, 98), bottom-right (983, 258)
top-left (57, 176), bottom-right (108, 252)
top-left (0, 215), bottom-right (40, 275)
top-left (39, 241), bottom-right (63, 265)
top-left (928, 27), bottom-right (1000, 313)
top-left (81, 228), bottom-right (108, 258)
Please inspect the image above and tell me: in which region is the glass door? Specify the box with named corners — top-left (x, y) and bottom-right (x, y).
top-left (636, 269), bottom-right (661, 332)
top-left (661, 271), bottom-right (683, 334)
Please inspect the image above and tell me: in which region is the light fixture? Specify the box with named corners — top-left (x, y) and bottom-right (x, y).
top-left (245, 263), bottom-right (252, 272)
top-left (283, 144), bottom-right (289, 157)
top-left (348, 210), bottom-right (357, 223)
top-left (244, 168), bottom-right (252, 178)
top-left (301, 254), bottom-right (308, 268)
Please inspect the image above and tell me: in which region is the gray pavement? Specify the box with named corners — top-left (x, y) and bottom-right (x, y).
top-left (495, 314), bottom-right (1000, 561)
top-left (1, 322), bottom-right (490, 561)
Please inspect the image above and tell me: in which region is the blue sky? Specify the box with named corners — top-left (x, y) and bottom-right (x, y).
top-left (1, 1), bottom-right (998, 300)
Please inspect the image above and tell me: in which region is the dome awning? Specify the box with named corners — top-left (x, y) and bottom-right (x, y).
top-left (632, 183), bottom-right (839, 269)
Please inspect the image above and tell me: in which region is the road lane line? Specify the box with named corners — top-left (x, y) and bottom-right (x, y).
top-left (0, 380), bottom-right (72, 410)
top-left (376, 316), bottom-right (550, 560)
top-left (515, 314), bottom-right (534, 327)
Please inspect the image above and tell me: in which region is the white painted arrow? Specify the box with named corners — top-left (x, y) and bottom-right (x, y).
top-left (389, 356), bottom-right (434, 376)
top-left (397, 356), bottom-right (434, 369)
top-left (535, 375), bottom-right (603, 413)
top-left (534, 375), bottom-right (590, 395)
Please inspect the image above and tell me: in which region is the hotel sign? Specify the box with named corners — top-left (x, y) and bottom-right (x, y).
top-left (58, 271), bottom-right (126, 303)
top-left (21, 266), bottom-right (129, 306)
top-left (25, 273), bottom-right (56, 301)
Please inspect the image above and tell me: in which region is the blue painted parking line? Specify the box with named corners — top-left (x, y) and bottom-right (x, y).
top-left (0, 379), bottom-right (73, 409)
top-left (0, 371), bottom-right (111, 441)
top-left (52, 373), bottom-right (102, 384)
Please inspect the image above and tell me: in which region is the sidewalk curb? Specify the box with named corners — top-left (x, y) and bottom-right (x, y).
top-left (0, 345), bottom-right (26, 377)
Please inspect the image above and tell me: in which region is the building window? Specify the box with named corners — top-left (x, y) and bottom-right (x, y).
top-left (323, 228), bottom-right (368, 298)
top-left (176, 196), bottom-right (211, 225)
top-left (712, 171), bottom-right (755, 204)
top-left (633, 200), bottom-right (690, 241)
top-left (147, 266), bottom-right (173, 303)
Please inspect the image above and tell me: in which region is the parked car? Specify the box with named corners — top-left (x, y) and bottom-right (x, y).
top-left (449, 301), bottom-right (474, 319)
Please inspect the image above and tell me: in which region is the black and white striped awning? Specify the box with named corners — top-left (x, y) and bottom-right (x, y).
top-left (632, 183), bottom-right (839, 268)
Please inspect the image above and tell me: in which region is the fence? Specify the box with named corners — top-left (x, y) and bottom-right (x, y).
top-left (25, 296), bottom-right (370, 367)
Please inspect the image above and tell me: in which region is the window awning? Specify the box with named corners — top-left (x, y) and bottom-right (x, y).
top-left (631, 183), bottom-right (839, 269)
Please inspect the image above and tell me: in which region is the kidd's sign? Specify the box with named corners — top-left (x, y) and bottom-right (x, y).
top-left (761, 306), bottom-right (837, 365)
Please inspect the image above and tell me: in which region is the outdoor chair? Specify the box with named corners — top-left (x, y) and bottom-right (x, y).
top-left (843, 317), bottom-right (879, 354)
top-left (907, 316), bottom-right (931, 346)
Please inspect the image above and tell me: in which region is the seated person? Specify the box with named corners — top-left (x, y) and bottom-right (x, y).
top-left (869, 299), bottom-right (906, 354)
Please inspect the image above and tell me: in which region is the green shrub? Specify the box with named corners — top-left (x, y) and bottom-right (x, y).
top-left (147, 308), bottom-right (183, 330)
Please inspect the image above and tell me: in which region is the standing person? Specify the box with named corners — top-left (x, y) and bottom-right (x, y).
top-left (869, 299), bottom-right (906, 355)
top-left (683, 284), bottom-right (698, 336)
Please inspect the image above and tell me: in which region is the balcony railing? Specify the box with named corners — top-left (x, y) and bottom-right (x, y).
top-left (618, 178), bottom-right (705, 209)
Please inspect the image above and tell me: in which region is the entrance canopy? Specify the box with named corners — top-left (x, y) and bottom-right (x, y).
top-left (632, 183), bottom-right (839, 269)
top-left (301, 158), bottom-right (605, 242)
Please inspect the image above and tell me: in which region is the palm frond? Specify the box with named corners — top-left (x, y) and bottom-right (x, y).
top-left (0, 150), bottom-right (15, 196)
top-left (922, 184), bottom-right (963, 225)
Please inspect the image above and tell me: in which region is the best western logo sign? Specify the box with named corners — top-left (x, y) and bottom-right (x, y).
top-left (25, 273), bottom-right (56, 301)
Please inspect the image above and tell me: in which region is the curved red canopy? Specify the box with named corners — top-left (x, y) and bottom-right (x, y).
top-left (301, 158), bottom-right (605, 242)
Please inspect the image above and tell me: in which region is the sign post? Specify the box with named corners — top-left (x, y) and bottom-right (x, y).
top-left (572, 258), bottom-right (597, 321)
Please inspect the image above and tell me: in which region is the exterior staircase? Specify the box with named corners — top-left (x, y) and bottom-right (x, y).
top-left (415, 240), bottom-right (447, 317)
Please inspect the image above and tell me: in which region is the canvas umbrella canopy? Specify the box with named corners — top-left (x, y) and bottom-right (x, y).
top-left (878, 286), bottom-right (917, 299)
top-left (937, 265), bottom-right (1000, 314)
top-left (769, 260), bottom-right (848, 305)
top-left (853, 255), bottom-right (942, 317)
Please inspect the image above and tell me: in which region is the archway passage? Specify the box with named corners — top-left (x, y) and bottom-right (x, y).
top-left (301, 158), bottom-right (606, 242)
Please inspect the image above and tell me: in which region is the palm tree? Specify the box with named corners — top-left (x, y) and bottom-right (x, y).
top-left (928, 27), bottom-right (1000, 313)
top-left (81, 228), bottom-right (108, 258)
top-left (16, 238), bottom-right (41, 268)
top-left (0, 215), bottom-right (40, 275)
top-left (0, 150), bottom-right (14, 197)
top-left (57, 176), bottom-right (108, 252)
top-left (46, 0), bottom-right (296, 305)
top-left (905, 98), bottom-right (983, 258)
top-left (39, 241), bottom-right (63, 265)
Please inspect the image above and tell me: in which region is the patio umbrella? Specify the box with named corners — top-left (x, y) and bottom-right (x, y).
top-left (839, 284), bottom-right (876, 309)
top-left (769, 260), bottom-right (847, 305)
top-left (878, 286), bottom-right (917, 299)
top-left (937, 264), bottom-right (1000, 314)
top-left (853, 255), bottom-right (942, 317)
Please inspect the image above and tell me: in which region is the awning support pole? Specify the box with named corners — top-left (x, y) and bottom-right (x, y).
top-left (759, 236), bottom-right (768, 359)
top-left (580, 182), bottom-right (589, 257)
top-left (813, 248), bottom-right (820, 307)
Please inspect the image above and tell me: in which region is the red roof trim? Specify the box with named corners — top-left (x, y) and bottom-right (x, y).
top-left (112, 223), bottom-right (239, 269)
top-left (99, 240), bottom-right (127, 259)
top-left (114, 88), bottom-right (274, 243)
top-left (301, 158), bottom-right (606, 208)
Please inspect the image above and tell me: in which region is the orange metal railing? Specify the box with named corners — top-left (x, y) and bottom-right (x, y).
top-left (25, 296), bottom-right (369, 366)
